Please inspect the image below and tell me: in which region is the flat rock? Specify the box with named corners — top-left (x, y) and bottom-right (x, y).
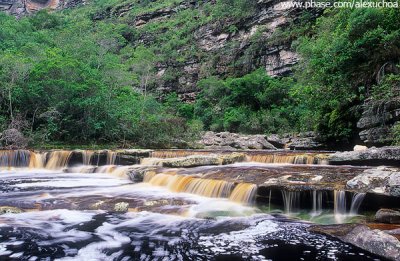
top-left (329, 146), bottom-right (400, 166)
top-left (140, 153), bottom-right (246, 168)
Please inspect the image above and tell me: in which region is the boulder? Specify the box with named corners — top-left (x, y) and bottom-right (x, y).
top-left (375, 209), bottom-right (400, 224)
top-left (310, 224), bottom-right (400, 261)
top-left (354, 145), bottom-right (368, 151)
top-left (346, 166), bottom-right (400, 195)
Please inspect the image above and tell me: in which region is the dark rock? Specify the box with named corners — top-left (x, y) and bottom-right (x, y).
top-left (375, 209), bottom-right (400, 224)
top-left (357, 97), bottom-right (400, 146)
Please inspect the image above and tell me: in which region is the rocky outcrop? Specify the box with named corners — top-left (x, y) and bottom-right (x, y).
top-left (89, 0), bottom-right (320, 98)
top-left (346, 166), bottom-right (400, 196)
top-left (357, 96), bottom-right (400, 146)
top-left (141, 152), bottom-right (246, 168)
top-left (198, 131), bottom-right (325, 150)
top-left (199, 131), bottom-right (277, 150)
top-left (309, 224), bottom-right (400, 261)
top-left (376, 209), bottom-right (400, 224)
top-left (329, 146), bottom-right (400, 166)
top-left (0, 0), bottom-right (84, 16)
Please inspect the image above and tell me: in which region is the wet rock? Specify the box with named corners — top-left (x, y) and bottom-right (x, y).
top-left (0, 206), bottom-right (23, 214)
top-left (114, 202), bottom-right (129, 212)
top-left (310, 224), bottom-right (400, 261)
top-left (375, 209), bottom-right (400, 224)
top-left (346, 167), bottom-right (400, 195)
top-left (329, 146), bottom-right (400, 166)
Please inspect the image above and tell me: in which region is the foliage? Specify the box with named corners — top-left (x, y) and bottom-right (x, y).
top-left (294, 7), bottom-right (400, 142)
top-left (193, 69), bottom-right (311, 134)
top-left (0, 10), bottom-right (199, 148)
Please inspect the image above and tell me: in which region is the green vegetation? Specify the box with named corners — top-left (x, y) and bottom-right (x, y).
top-left (0, 0), bottom-right (399, 148)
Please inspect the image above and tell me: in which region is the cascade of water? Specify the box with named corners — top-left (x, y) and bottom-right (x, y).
top-left (96, 165), bottom-right (116, 173)
top-left (281, 190), bottom-right (300, 213)
top-left (29, 152), bottom-right (46, 168)
top-left (82, 150), bottom-right (94, 165)
top-left (147, 173), bottom-right (251, 202)
top-left (106, 151), bottom-right (118, 165)
top-left (45, 151), bottom-right (72, 170)
top-left (334, 190), bottom-right (347, 222)
top-left (143, 171), bottom-right (156, 182)
top-left (268, 189), bottom-right (272, 211)
top-left (0, 150), bottom-right (31, 168)
top-left (229, 183), bottom-right (257, 204)
top-left (311, 190), bottom-right (323, 216)
top-left (349, 193), bottom-right (366, 215)
top-left (247, 154), bottom-right (323, 165)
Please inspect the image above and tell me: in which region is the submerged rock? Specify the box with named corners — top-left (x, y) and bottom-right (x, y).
top-left (310, 224), bottom-right (400, 260)
top-left (376, 209), bottom-right (400, 224)
top-left (114, 202), bottom-right (129, 212)
top-left (0, 206), bottom-right (23, 214)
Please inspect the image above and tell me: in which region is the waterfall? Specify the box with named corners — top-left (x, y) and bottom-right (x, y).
top-left (282, 190), bottom-right (300, 213)
top-left (229, 183), bottom-right (257, 204)
top-left (350, 193), bottom-right (366, 215)
top-left (146, 173), bottom-right (254, 203)
top-left (29, 152), bottom-right (46, 168)
top-left (82, 150), bottom-right (94, 165)
top-left (311, 190), bottom-right (323, 216)
top-left (106, 151), bottom-right (118, 165)
top-left (247, 154), bottom-right (326, 164)
top-left (152, 150), bottom-right (329, 165)
top-left (45, 151), bottom-right (72, 170)
top-left (0, 150), bottom-right (31, 168)
top-left (334, 190), bottom-right (347, 222)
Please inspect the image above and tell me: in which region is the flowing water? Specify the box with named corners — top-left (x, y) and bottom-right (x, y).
top-left (0, 150), bottom-right (383, 260)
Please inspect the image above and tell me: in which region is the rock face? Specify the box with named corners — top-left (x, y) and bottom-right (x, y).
top-left (90, 0), bottom-right (320, 99)
top-left (329, 146), bottom-right (400, 166)
top-left (0, 0), bottom-right (84, 16)
top-left (310, 224), bottom-right (400, 261)
top-left (357, 96), bottom-right (400, 146)
top-left (375, 209), bottom-right (400, 224)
